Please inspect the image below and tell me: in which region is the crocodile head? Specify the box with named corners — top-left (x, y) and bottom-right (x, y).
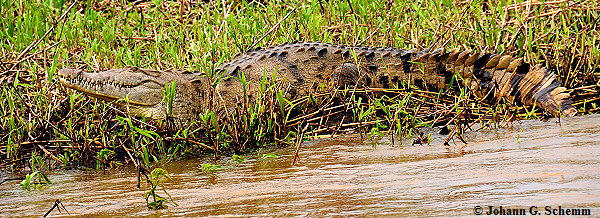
top-left (58, 66), bottom-right (208, 122)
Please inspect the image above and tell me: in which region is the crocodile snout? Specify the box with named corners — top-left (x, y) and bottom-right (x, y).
top-left (57, 68), bottom-right (84, 79)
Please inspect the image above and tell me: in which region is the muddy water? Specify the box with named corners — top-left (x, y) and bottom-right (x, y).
top-left (1, 115), bottom-right (599, 217)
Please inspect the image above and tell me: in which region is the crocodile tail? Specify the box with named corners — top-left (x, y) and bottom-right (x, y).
top-left (412, 48), bottom-right (577, 117)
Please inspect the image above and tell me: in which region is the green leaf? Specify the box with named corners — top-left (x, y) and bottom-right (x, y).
top-left (201, 163), bottom-right (223, 171)
top-left (20, 171), bottom-right (51, 190)
top-left (232, 155), bottom-right (246, 163)
top-left (133, 127), bottom-right (159, 140)
top-left (261, 153), bottom-right (280, 159)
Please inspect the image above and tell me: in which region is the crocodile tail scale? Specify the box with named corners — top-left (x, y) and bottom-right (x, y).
top-left (411, 48), bottom-right (578, 117)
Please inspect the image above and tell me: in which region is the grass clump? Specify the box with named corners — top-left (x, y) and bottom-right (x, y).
top-left (0, 0), bottom-right (598, 170)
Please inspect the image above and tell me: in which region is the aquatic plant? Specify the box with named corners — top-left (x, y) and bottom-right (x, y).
top-left (20, 171), bottom-right (52, 190)
top-left (200, 163), bottom-right (223, 172)
top-left (232, 155), bottom-right (246, 163)
top-left (144, 168), bottom-right (177, 210)
top-left (261, 153), bottom-right (280, 159)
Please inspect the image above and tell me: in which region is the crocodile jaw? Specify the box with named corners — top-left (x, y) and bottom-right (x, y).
top-left (58, 68), bottom-right (166, 119)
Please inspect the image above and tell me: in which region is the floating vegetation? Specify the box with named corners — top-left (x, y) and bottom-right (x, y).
top-left (232, 155), bottom-right (247, 163)
top-left (200, 163), bottom-right (224, 172)
top-left (261, 153), bottom-right (281, 159)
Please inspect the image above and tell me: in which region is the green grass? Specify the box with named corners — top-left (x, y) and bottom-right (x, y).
top-left (0, 0), bottom-right (598, 169)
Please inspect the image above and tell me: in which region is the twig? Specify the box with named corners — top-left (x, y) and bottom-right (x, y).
top-left (357, 15), bottom-right (388, 45)
top-left (165, 137), bottom-right (215, 151)
top-left (0, 177), bottom-right (25, 185)
top-left (36, 144), bottom-right (61, 163)
top-left (43, 200), bottom-right (69, 217)
top-left (121, 142), bottom-right (138, 169)
top-left (503, 0), bottom-right (572, 11)
top-left (17, 140), bottom-right (71, 146)
top-left (0, 158), bottom-right (25, 167)
top-left (345, 0), bottom-right (355, 14)
top-left (5, 1), bottom-right (77, 74)
top-left (248, 8), bottom-right (296, 50)
top-left (292, 122), bottom-right (309, 165)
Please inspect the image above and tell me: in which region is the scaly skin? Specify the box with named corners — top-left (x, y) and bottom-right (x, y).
top-left (58, 66), bottom-right (210, 123)
top-left (58, 42), bottom-right (578, 123)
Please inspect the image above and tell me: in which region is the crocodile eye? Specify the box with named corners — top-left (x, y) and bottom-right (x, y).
top-left (190, 78), bottom-right (203, 84)
top-left (127, 66), bottom-right (139, 72)
top-left (141, 69), bottom-right (162, 77)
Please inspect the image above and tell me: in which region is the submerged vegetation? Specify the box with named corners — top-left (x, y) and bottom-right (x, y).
top-left (0, 0), bottom-right (598, 175)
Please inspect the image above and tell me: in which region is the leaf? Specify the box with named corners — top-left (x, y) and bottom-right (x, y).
top-left (150, 168), bottom-right (172, 181)
top-left (232, 155), bottom-right (246, 163)
top-left (20, 171), bottom-right (51, 190)
top-left (201, 163), bottom-right (223, 171)
top-left (133, 127), bottom-right (159, 140)
top-left (261, 153), bottom-right (280, 159)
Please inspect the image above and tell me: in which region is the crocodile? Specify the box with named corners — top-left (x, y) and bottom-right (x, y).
top-left (58, 42), bottom-right (578, 124)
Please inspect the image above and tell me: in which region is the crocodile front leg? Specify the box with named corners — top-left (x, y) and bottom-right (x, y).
top-left (332, 63), bottom-right (371, 88)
